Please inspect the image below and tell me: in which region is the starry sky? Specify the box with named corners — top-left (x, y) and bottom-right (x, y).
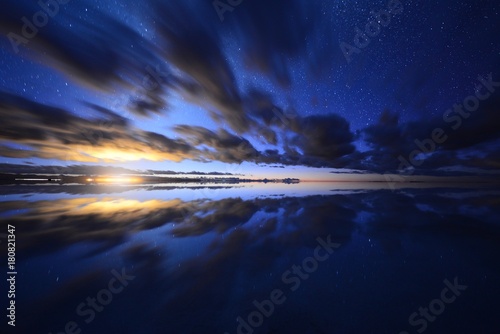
top-left (0, 0), bottom-right (499, 180)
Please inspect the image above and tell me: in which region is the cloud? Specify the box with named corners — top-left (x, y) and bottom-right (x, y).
top-left (0, 91), bottom-right (197, 162)
top-left (149, 0), bottom-right (334, 135)
top-left (0, 1), bottom-right (387, 171)
top-left (174, 113), bottom-right (358, 168)
top-left (0, 90), bottom-right (357, 168)
top-left (438, 94), bottom-right (500, 151)
top-left (1, 0), bottom-right (499, 175)
top-left (175, 125), bottom-right (260, 164)
top-left (220, 0), bottom-right (328, 87)
top-left (0, 1), bottom-right (172, 117)
top-left (357, 92), bottom-right (500, 174)
top-left (289, 114), bottom-right (356, 164)
top-left (1, 2), bottom-right (158, 87)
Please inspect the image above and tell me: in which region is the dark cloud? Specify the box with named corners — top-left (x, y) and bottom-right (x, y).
top-left (358, 91), bottom-right (500, 174)
top-left (175, 125), bottom-right (260, 163)
top-left (148, 0), bottom-right (331, 132)
top-left (127, 90), bottom-right (169, 117)
top-left (150, 1), bottom-right (252, 134)
top-left (258, 127), bottom-right (278, 145)
top-left (290, 114), bottom-right (356, 164)
top-left (1, 2), bottom-right (158, 88)
top-left (0, 1), bottom-right (172, 117)
top-left (220, 0), bottom-right (329, 87)
top-left (0, 91), bottom-right (197, 162)
top-left (0, 0), bottom-right (364, 160)
top-left (175, 113), bottom-right (359, 167)
top-left (438, 94), bottom-right (500, 151)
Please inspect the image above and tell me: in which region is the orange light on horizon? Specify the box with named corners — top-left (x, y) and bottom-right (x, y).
top-left (94, 176), bottom-right (143, 184)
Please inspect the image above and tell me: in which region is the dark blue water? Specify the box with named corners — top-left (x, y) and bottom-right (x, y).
top-left (2, 184), bottom-right (499, 334)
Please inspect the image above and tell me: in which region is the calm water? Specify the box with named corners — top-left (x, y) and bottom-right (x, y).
top-left (2, 183), bottom-right (499, 334)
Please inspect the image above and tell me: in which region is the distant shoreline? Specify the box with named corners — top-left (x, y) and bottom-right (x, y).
top-left (0, 173), bottom-right (300, 185)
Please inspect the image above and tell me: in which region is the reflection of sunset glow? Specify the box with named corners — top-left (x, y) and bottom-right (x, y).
top-left (19, 197), bottom-right (185, 221)
top-left (75, 198), bottom-right (181, 215)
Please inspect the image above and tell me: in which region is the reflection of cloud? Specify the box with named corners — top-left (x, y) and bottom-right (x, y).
top-left (2, 193), bottom-right (359, 260)
top-left (136, 189), bottom-right (500, 333)
top-left (171, 198), bottom-right (259, 237)
top-left (1, 197), bottom-right (199, 256)
top-left (9, 189), bottom-right (500, 333)
top-left (5, 190), bottom-right (500, 260)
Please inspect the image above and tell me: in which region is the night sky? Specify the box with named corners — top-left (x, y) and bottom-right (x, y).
top-left (1, 0), bottom-right (499, 180)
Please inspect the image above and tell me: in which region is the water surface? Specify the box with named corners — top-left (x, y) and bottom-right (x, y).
top-left (2, 183), bottom-right (499, 334)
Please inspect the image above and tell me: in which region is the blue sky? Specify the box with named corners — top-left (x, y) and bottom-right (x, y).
top-left (1, 0), bottom-right (499, 180)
